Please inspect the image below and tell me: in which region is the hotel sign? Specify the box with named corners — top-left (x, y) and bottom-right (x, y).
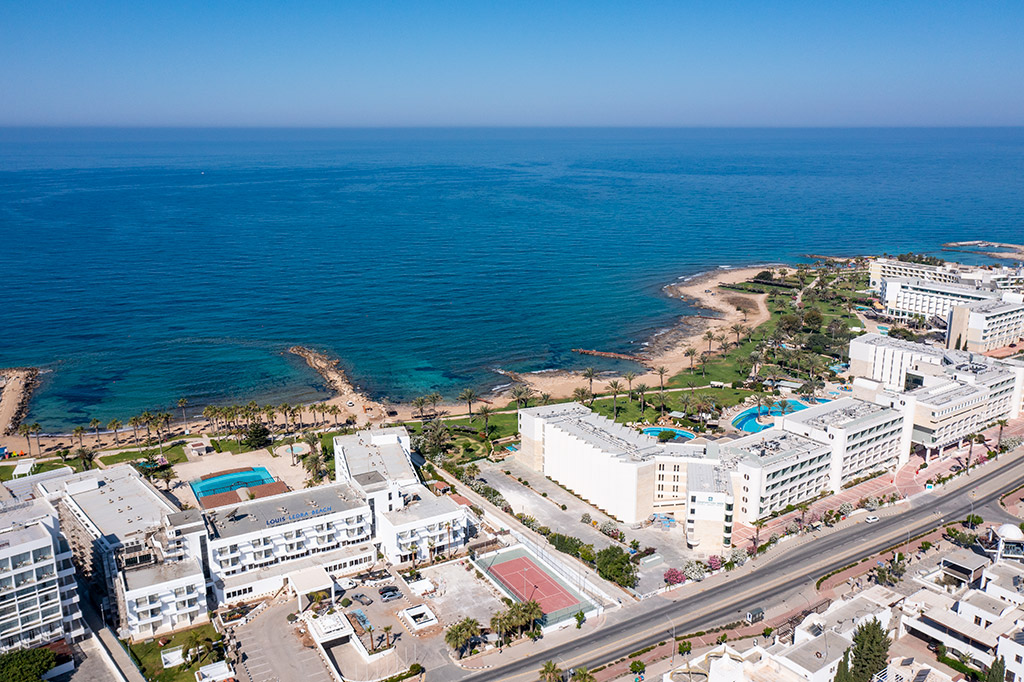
top-left (266, 506), bottom-right (333, 527)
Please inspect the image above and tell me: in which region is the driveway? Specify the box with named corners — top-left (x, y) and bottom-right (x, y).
top-left (233, 602), bottom-right (332, 682)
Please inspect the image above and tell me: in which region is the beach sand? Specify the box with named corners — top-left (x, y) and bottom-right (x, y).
top-left (0, 368), bottom-right (39, 437)
top-left (0, 267), bottom-right (771, 454)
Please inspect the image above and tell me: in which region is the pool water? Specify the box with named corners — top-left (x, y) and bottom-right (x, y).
top-left (190, 466), bottom-right (275, 498)
top-left (641, 427), bottom-right (696, 441)
top-left (731, 399), bottom-right (830, 433)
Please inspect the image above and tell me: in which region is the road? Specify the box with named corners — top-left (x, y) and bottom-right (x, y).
top-left (452, 453), bottom-right (1024, 681)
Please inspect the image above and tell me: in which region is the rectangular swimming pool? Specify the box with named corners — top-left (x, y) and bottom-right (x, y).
top-left (190, 466), bottom-right (274, 499)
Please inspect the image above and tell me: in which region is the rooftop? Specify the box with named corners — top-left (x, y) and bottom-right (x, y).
top-left (382, 484), bottom-right (462, 525)
top-left (908, 379), bottom-right (988, 409)
top-left (965, 298), bottom-right (1024, 315)
top-left (54, 466), bottom-right (173, 545)
top-left (724, 428), bottom-right (830, 468)
top-left (781, 631), bottom-right (851, 673)
top-left (687, 462), bottom-right (730, 495)
top-left (886, 278), bottom-right (1000, 299)
top-left (334, 427), bottom-right (417, 487)
top-left (123, 556), bottom-right (204, 592)
top-left (961, 591), bottom-right (1009, 618)
top-left (204, 483), bottom-right (367, 540)
top-left (784, 397), bottom-right (892, 431)
top-left (851, 333), bottom-right (947, 357)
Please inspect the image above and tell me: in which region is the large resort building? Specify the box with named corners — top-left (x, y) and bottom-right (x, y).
top-left (517, 397), bottom-right (909, 548)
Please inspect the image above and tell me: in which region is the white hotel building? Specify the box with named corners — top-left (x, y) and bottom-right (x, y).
top-left (946, 296), bottom-right (1024, 353)
top-left (518, 399), bottom-right (907, 546)
top-left (0, 496), bottom-right (86, 653)
top-left (878, 278), bottom-right (1000, 323)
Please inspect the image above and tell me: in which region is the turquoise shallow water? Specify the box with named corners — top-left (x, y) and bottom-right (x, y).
top-left (1, 128), bottom-right (1022, 430)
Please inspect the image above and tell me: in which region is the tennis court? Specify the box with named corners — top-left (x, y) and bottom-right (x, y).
top-left (475, 545), bottom-right (594, 626)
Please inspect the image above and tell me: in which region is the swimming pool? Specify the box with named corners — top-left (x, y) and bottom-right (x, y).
top-left (877, 325), bottom-right (890, 336)
top-left (190, 466), bottom-right (275, 499)
top-left (641, 427), bottom-right (696, 441)
top-left (731, 400), bottom-right (828, 433)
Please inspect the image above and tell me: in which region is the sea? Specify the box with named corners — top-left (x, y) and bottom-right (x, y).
top-left (1, 127), bottom-right (1022, 431)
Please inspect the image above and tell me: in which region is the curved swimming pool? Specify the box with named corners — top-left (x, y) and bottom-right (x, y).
top-left (641, 427), bottom-right (696, 441)
top-left (731, 400), bottom-right (829, 433)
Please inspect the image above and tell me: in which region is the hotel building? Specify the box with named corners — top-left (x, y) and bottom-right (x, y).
top-left (878, 278), bottom-right (1000, 323)
top-left (868, 257), bottom-right (1024, 293)
top-left (0, 496), bottom-right (86, 653)
top-left (946, 297), bottom-right (1024, 353)
top-left (849, 332), bottom-right (946, 391)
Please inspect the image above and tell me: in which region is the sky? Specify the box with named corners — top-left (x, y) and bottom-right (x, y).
top-left (1, 1), bottom-right (1023, 127)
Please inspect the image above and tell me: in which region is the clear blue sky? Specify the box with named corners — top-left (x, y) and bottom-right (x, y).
top-left (2, 1), bottom-right (1022, 126)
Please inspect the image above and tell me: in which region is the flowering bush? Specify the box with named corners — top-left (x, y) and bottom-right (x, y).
top-left (681, 560), bottom-right (708, 582)
top-left (663, 567), bottom-right (686, 585)
top-left (729, 548), bottom-right (748, 566)
top-left (838, 502), bottom-right (854, 516)
top-left (707, 555), bottom-right (722, 571)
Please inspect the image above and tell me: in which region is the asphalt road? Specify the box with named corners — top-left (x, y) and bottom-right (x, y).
top-left (459, 454), bottom-right (1024, 681)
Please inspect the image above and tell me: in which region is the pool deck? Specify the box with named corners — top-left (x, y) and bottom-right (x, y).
top-left (163, 447), bottom-right (313, 510)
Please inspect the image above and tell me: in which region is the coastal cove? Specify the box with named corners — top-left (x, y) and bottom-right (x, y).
top-left (2, 127), bottom-right (1023, 430)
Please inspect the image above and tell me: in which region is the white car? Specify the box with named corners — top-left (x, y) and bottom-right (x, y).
top-left (864, 515), bottom-right (880, 524)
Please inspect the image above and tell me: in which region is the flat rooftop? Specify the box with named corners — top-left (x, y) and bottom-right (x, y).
top-left (908, 379), bottom-right (988, 408)
top-left (522, 402), bottom-right (703, 462)
top-left (784, 397), bottom-right (892, 431)
top-left (966, 298), bottom-right (1024, 315)
top-left (724, 428), bottom-right (830, 468)
top-left (334, 427), bottom-right (417, 486)
top-left (123, 556), bottom-right (204, 592)
top-left (887, 278), bottom-right (1000, 299)
top-left (56, 466), bottom-right (173, 544)
top-left (383, 484), bottom-right (462, 525)
top-left (204, 483), bottom-right (367, 540)
top-left (852, 333), bottom-right (947, 357)
top-left (962, 591), bottom-right (1010, 618)
top-left (687, 462), bottom-right (730, 495)
top-left (781, 631), bottom-right (851, 673)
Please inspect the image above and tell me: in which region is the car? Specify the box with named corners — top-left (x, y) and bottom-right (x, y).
top-left (381, 591), bottom-right (403, 603)
top-left (350, 593), bottom-right (373, 606)
top-left (865, 515), bottom-right (880, 524)
top-left (378, 586), bottom-right (399, 596)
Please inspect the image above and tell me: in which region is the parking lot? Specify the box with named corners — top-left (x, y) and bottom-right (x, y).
top-left (478, 459), bottom-right (698, 594)
top-left (234, 602), bottom-right (332, 682)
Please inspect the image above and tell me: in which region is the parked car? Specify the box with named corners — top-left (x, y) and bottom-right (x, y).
top-left (864, 515), bottom-right (880, 524)
top-left (378, 586), bottom-right (399, 596)
top-left (350, 593), bottom-right (373, 606)
top-left (381, 591), bottom-right (403, 603)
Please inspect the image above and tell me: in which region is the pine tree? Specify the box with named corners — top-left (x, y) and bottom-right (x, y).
top-left (834, 649), bottom-right (854, 682)
top-left (986, 656), bottom-right (1006, 682)
top-left (850, 618), bottom-right (891, 682)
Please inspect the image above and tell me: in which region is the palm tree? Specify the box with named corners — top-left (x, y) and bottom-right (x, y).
top-left (730, 322), bottom-right (746, 345)
top-left (752, 519), bottom-right (766, 550)
top-left (623, 371), bottom-right (637, 401)
top-left (582, 367), bottom-right (597, 397)
top-left (128, 416), bottom-right (144, 453)
top-left (292, 406), bottom-right (303, 430)
top-left (465, 462), bottom-right (480, 480)
top-left (475, 405), bottom-right (495, 436)
top-left (458, 388), bottom-right (479, 418)
top-left (30, 423), bottom-right (43, 455)
top-left (366, 623), bottom-right (375, 653)
top-left (107, 419), bottom-right (122, 445)
top-left (328, 404), bottom-right (342, 427)
top-left (510, 384), bottom-right (535, 411)
top-left (522, 599), bottom-right (543, 634)
top-left (607, 380), bottom-right (623, 418)
top-left (996, 419), bottom-right (1009, 450)
top-left (445, 621), bottom-right (469, 658)
top-left (539, 392), bottom-right (552, 405)
top-left (17, 423), bottom-right (32, 454)
top-left (89, 418), bottom-right (102, 444)
top-left (656, 367), bottom-right (668, 415)
top-left (72, 426), bottom-right (86, 448)
top-left (490, 613), bottom-right (507, 646)
top-left (278, 403), bottom-right (292, 429)
top-left (177, 397), bottom-right (188, 429)
top-left (412, 396), bottom-right (429, 418)
top-left (703, 329), bottom-right (715, 352)
top-left (571, 387), bottom-right (591, 405)
top-left (715, 332), bottom-right (729, 352)
top-left (635, 383), bottom-right (649, 413)
top-left (539, 660), bottom-right (563, 682)
top-left (685, 347), bottom-right (698, 371)
top-left (777, 399), bottom-right (792, 417)
top-left (428, 392), bottom-right (443, 415)
top-left (571, 668), bottom-right (596, 682)
top-left (382, 624), bottom-right (393, 649)
top-left (140, 410), bottom-right (154, 441)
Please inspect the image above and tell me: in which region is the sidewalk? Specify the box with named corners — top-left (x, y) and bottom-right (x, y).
top-left (77, 596), bottom-right (145, 682)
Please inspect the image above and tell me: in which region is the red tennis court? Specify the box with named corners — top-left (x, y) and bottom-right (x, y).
top-left (486, 556), bottom-right (579, 614)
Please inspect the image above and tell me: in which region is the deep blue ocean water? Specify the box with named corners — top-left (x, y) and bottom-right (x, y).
top-left (1, 128), bottom-right (1022, 430)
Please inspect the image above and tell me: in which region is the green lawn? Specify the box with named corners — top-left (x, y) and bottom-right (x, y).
top-left (407, 411), bottom-right (519, 440)
top-left (589, 387), bottom-right (752, 430)
top-left (0, 465), bottom-right (12, 482)
top-left (99, 444), bottom-right (187, 467)
top-left (126, 623), bottom-right (223, 682)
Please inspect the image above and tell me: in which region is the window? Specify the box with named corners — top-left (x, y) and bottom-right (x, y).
top-left (974, 616), bottom-right (982, 626)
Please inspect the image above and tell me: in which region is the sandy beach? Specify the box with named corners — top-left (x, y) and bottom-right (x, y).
top-left (0, 368), bottom-right (39, 437)
top-left (0, 266), bottom-right (771, 455)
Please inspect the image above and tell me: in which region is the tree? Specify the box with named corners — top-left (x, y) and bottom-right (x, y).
top-left (511, 384), bottom-right (536, 411)
top-left (685, 346), bottom-right (698, 371)
top-left (629, 660), bottom-right (646, 674)
top-left (73, 426), bottom-right (86, 447)
top-left (415, 419), bottom-right (452, 460)
top-left (850, 618), bottom-right (890, 682)
top-left (607, 380), bottom-right (623, 417)
top-left (656, 366), bottom-right (668, 415)
top-left (107, 418), bottom-right (122, 445)
top-left (803, 308), bottom-right (823, 331)
top-left (241, 423), bottom-right (271, 450)
top-left (76, 448), bottom-right (96, 471)
top-left (572, 387), bottom-right (591, 405)
top-left (730, 322), bottom-right (746, 345)
top-left (623, 371), bottom-right (637, 399)
top-left (594, 546), bottom-right (637, 588)
top-left (128, 416), bottom-right (144, 452)
top-left (986, 657), bottom-right (1006, 682)
top-left (678, 640), bottom-right (692, 655)
top-left (458, 388), bottom-right (479, 418)
top-left (0, 647), bottom-right (58, 682)
top-left (539, 660), bottom-right (563, 682)
top-left (834, 649), bottom-right (854, 682)
top-left (582, 367), bottom-right (597, 398)
top-left (571, 667), bottom-right (595, 682)
top-left (703, 329), bottom-right (716, 351)
top-left (475, 405), bottom-right (495, 436)
top-left (153, 466), bottom-right (178, 490)
top-left (382, 624), bottom-right (393, 649)
top-left (635, 384), bottom-right (649, 413)
top-left (178, 397), bottom-right (189, 428)
top-left (17, 423), bottom-right (32, 454)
